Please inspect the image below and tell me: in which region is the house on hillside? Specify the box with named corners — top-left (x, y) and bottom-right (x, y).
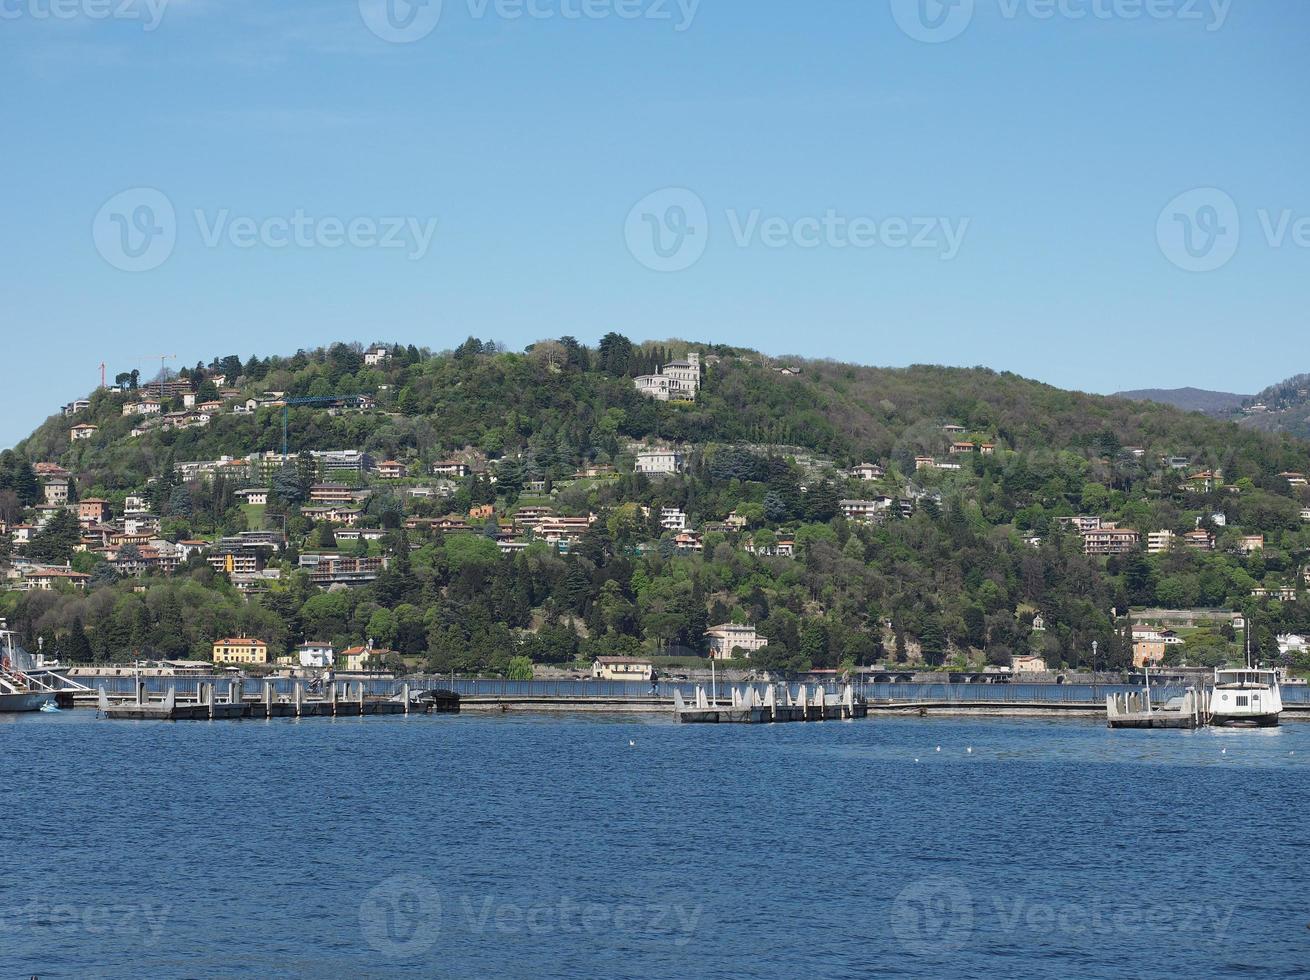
top-left (69, 423), bottom-right (97, 442)
top-left (634, 352), bottom-right (701, 402)
top-left (635, 448), bottom-right (685, 476)
top-left (376, 460), bottom-right (406, 479)
top-left (363, 346), bottom-right (392, 366)
top-left (705, 623), bottom-right (767, 660)
top-left (848, 463), bottom-right (885, 481)
top-left (1082, 527), bottom-right (1140, 556)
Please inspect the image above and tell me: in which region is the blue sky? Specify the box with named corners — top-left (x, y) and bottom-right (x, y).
top-left (2, 0), bottom-right (1307, 448)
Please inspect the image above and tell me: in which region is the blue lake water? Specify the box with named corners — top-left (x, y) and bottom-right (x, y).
top-left (3, 711), bottom-right (1308, 979)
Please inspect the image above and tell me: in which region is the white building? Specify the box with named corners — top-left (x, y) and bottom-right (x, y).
top-left (634, 352), bottom-right (700, 402)
top-left (364, 346), bottom-right (392, 366)
top-left (848, 463), bottom-right (885, 481)
top-left (296, 642), bottom-right (335, 669)
top-left (635, 448), bottom-right (685, 476)
top-left (704, 623), bottom-right (768, 660)
top-left (1277, 634), bottom-right (1308, 657)
top-left (1147, 530), bottom-right (1174, 555)
top-left (660, 507), bottom-right (687, 531)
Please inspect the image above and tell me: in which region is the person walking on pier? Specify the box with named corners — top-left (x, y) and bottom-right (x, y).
top-left (649, 668), bottom-right (659, 696)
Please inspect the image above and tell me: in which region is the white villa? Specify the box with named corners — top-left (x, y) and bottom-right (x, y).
top-left (634, 352), bottom-right (701, 402)
top-left (635, 448), bottom-right (686, 476)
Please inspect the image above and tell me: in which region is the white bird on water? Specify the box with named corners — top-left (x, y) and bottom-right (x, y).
top-left (629, 739), bottom-right (636, 747)
top-left (935, 746), bottom-right (941, 752)
top-left (966, 747), bottom-right (973, 754)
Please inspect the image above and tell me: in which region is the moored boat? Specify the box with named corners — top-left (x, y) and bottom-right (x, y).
top-left (1209, 667), bottom-right (1282, 728)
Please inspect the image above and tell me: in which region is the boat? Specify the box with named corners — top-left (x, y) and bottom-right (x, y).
top-left (1209, 667), bottom-right (1282, 728)
top-left (0, 625), bottom-right (55, 712)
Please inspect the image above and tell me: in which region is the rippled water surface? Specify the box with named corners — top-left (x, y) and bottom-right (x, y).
top-left (3, 711), bottom-right (1308, 978)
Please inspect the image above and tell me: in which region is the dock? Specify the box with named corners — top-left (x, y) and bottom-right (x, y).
top-left (1105, 688), bottom-right (1207, 729)
top-left (674, 683), bottom-right (867, 723)
top-left (96, 679), bottom-right (459, 721)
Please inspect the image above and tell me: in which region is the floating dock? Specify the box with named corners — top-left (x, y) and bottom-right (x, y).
top-left (97, 679), bottom-right (458, 721)
top-left (674, 683), bottom-right (867, 723)
top-left (1106, 688), bottom-right (1206, 729)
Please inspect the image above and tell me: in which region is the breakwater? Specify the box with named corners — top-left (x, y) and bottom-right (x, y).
top-left (71, 675), bottom-right (1310, 718)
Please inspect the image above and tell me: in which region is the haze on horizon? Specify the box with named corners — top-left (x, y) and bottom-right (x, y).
top-left (2, 0), bottom-right (1306, 449)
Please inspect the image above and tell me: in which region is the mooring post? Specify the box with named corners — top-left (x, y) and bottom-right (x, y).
top-left (402, 681), bottom-right (410, 715)
top-left (294, 680), bottom-right (303, 718)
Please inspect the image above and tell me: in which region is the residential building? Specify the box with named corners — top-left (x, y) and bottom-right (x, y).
top-left (634, 448), bottom-right (686, 476)
top-left (941, 424), bottom-right (966, 435)
top-left (363, 345), bottom-right (392, 366)
top-left (914, 456), bottom-right (937, 471)
top-left (1302, 508), bottom-right (1310, 522)
top-left (295, 642), bottom-right (335, 669)
top-left (235, 488), bottom-right (268, 506)
top-left (62, 399), bottom-right (91, 416)
top-left (309, 484), bottom-right (357, 505)
top-left (591, 657), bottom-right (653, 681)
top-left (1185, 470), bottom-right (1221, 493)
top-left (376, 460), bottom-right (406, 479)
top-left (724, 511), bottom-right (748, 531)
top-left (1011, 653), bottom-right (1048, 673)
top-left (848, 463), bottom-right (885, 481)
top-left (1237, 535), bottom-right (1265, 555)
top-left (211, 638), bottom-right (269, 665)
top-left (41, 477), bottom-right (69, 506)
top-left (1251, 586), bottom-right (1298, 601)
top-left (949, 441), bottom-right (976, 454)
top-left (1082, 527), bottom-right (1140, 556)
top-left (1131, 626), bottom-right (1166, 668)
top-left (704, 623), bottom-right (767, 660)
top-left (1279, 472), bottom-right (1308, 489)
top-left (673, 530), bottom-right (703, 554)
top-left (431, 461), bottom-right (471, 478)
top-left (1277, 634), bottom-right (1308, 657)
top-left (122, 399), bottom-right (162, 417)
top-left (340, 644), bottom-right (390, 671)
top-left (21, 567), bottom-right (90, 591)
top-left (1056, 515), bottom-right (1106, 533)
top-left (1183, 529), bottom-right (1215, 551)
top-left (1147, 530), bottom-right (1174, 555)
top-left (69, 423), bottom-right (98, 441)
top-left (633, 352), bottom-right (700, 402)
top-left (78, 499), bottom-right (111, 524)
top-left (840, 498), bottom-right (894, 523)
top-left (660, 508), bottom-right (687, 531)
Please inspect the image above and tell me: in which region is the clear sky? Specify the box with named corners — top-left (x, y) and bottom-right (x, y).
top-left (2, 0), bottom-right (1307, 448)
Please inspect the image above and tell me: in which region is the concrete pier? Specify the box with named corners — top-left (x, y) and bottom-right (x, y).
top-left (96, 682), bottom-right (456, 721)
top-left (674, 684), bottom-right (867, 723)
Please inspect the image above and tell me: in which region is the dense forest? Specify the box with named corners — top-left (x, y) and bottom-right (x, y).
top-left (3, 335), bottom-right (1309, 675)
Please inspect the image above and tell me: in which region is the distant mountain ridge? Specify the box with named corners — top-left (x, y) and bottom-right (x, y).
top-left (1112, 387), bottom-right (1250, 416)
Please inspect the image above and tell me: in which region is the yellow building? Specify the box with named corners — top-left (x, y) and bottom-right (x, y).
top-left (592, 657), bottom-right (654, 681)
top-left (212, 637), bottom-right (269, 666)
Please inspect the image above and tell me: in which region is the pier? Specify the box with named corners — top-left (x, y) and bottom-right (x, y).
top-left (673, 683), bottom-right (867, 723)
top-left (1105, 688), bottom-right (1208, 729)
top-left (96, 679), bottom-right (458, 721)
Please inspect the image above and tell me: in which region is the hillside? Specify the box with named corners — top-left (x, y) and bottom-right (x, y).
top-left (2, 336), bottom-right (1309, 677)
top-left (1112, 387), bottom-right (1249, 416)
top-left (1235, 373), bottom-right (1310, 440)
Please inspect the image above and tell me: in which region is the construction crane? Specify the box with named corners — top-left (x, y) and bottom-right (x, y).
top-left (279, 395), bottom-right (365, 458)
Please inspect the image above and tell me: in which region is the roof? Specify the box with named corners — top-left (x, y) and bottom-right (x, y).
top-left (214, 637), bottom-right (267, 646)
top-left (594, 657), bottom-right (653, 665)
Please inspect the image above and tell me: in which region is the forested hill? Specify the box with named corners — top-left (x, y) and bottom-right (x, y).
top-left (1112, 387), bottom-right (1249, 417)
top-left (20, 340), bottom-right (1310, 490)
top-left (3, 336), bottom-right (1309, 677)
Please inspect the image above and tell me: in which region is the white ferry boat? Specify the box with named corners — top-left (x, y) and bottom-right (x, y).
top-left (1209, 667), bottom-right (1282, 727)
